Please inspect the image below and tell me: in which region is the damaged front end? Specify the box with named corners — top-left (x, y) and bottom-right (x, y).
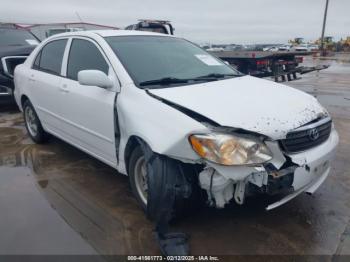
top-left (193, 116), bottom-right (338, 210)
top-left (129, 79), bottom-right (338, 255)
top-left (144, 85), bottom-right (338, 212)
top-left (139, 115), bottom-right (338, 256)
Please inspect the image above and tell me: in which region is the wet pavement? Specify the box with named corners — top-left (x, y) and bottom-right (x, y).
top-left (0, 54), bottom-right (350, 257)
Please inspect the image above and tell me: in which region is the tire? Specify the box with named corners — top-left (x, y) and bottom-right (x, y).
top-left (129, 146), bottom-right (148, 211)
top-left (128, 144), bottom-right (202, 220)
top-left (23, 100), bottom-right (49, 144)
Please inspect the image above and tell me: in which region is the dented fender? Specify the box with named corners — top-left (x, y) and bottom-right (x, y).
top-left (116, 84), bottom-right (209, 174)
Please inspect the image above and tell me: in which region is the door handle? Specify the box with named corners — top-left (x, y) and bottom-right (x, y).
top-left (29, 74), bottom-right (35, 82)
top-left (59, 84), bottom-right (70, 93)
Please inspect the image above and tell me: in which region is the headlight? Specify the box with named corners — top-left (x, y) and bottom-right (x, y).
top-left (189, 133), bottom-right (272, 166)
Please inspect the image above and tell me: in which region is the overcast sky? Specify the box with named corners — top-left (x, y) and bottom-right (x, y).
top-left (0, 0), bottom-right (349, 44)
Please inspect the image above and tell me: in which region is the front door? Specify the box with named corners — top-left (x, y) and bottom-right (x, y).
top-left (58, 38), bottom-right (117, 166)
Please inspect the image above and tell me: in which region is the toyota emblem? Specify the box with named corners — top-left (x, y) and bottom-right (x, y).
top-left (308, 128), bottom-right (320, 141)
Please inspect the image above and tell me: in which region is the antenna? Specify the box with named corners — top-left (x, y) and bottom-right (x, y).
top-left (75, 11), bottom-right (87, 30)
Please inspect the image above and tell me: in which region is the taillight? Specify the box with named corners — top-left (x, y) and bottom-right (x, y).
top-left (296, 56), bottom-right (303, 63)
top-left (256, 60), bottom-right (268, 66)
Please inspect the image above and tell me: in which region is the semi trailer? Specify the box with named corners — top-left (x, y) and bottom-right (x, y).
top-left (125, 20), bottom-right (329, 82)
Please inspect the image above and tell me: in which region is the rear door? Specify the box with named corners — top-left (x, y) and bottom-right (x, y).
top-left (29, 39), bottom-right (68, 130)
top-left (59, 37), bottom-right (118, 166)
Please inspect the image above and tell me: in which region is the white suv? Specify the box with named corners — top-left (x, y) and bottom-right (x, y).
top-left (14, 30), bottom-right (338, 216)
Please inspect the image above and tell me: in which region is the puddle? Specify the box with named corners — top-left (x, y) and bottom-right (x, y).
top-left (0, 132), bottom-right (158, 255)
top-left (0, 165), bottom-right (97, 255)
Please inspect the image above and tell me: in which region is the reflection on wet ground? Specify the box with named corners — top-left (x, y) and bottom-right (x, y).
top-left (0, 54), bottom-right (350, 256)
top-left (0, 105), bottom-right (160, 255)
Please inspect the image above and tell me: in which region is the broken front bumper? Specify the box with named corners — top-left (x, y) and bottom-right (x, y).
top-left (267, 128), bottom-right (339, 210)
top-left (199, 128), bottom-right (339, 210)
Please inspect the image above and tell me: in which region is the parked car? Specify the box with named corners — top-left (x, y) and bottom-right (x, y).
top-left (262, 45), bottom-right (292, 52)
top-left (125, 19), bottom-right (174, 35)
top-left (292, 44), bottom-right (308, 52)
top-left (0, 27), bottom-right (39, 104)
top-left (14, 30), bottom-right (338, 226)
top-left (263, 46), bottom-right (280, 52)
top-left (278, 45), bottom-right (292, 51)
top-left (205, 46), bottom-right (225, 51)
top-left (309, 44), bottom-right (319, 51)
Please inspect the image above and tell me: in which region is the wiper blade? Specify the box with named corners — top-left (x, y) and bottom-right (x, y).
top-left (195, 73), bottom-right (238, 79)
top-left (139, 77), bottom-right (190, 87)
top-left (139, 73), bottom-right (241, 88)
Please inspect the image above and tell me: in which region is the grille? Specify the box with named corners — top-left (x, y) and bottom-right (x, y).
top-left (280, 117), bottom-right (332, 153)
top-left (1, 56), bottom-right (27, 78)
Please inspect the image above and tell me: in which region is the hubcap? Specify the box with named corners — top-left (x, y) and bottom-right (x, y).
top-left (134, 156), bottom-right (148, 205)
top-left (25, 106), bottom-right (38, 137)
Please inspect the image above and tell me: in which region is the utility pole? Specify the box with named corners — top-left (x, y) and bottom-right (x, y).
top-left (320, 0), bottom-right (330, 56)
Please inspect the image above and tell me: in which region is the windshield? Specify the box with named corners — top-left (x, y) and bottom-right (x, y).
top-left (0, 29), bottom-right (39, 47)
top-left (105, 36), bottom-right (241, 88)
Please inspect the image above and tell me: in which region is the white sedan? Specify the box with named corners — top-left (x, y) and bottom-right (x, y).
top-left (14, 30), bottom-right (338, 217)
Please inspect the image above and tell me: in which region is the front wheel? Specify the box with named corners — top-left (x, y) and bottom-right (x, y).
top-left (23, 100), bottom-right (49, 144)
top-left (129, 146), bottom-right (148, 211)
top-left (128, 144), bottom-right (202, 220)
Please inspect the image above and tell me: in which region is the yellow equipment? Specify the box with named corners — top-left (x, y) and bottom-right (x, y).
top-left (288, 37), bottom-right (304, 46)
top-left (340, 37), bottom-right (350, 51)
top-left (315, 36), bottom-right (335, 51)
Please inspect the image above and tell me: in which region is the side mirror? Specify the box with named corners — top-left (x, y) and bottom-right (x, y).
top-left (78, 70), bottom-right (113, 89)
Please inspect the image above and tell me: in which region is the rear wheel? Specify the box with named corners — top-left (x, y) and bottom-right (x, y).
top-left (23, 100), bottom-right (49, 144)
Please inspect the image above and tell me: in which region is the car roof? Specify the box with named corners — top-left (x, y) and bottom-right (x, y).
top-left (51, 29), bottom-right (173, 38)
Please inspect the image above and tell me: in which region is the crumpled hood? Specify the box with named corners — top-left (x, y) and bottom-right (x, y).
top-left (149, 76), bottom-right (327, 140)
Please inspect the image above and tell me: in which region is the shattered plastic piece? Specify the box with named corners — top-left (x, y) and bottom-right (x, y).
top-left (199, 168), bottom-right (234, 208)
top-left (234, 180), bottom-right (246, 205)
top-left (248, 171), bottom-right (265, 187)
top-left (265, 141), bottom-right (286, 169)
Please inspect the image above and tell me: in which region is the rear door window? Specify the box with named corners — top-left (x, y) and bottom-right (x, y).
top-left (34, 39), bottom-right (67, 75)
top-left (67, 39), bottom-right (109, 81)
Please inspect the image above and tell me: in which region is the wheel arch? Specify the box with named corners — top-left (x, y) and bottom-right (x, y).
top-left (20, 95), bottom-right (41, 122)
top-left (20, 94), bottom-right (30, 109)
top-left (124, 135), bottom-right (150, 175)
